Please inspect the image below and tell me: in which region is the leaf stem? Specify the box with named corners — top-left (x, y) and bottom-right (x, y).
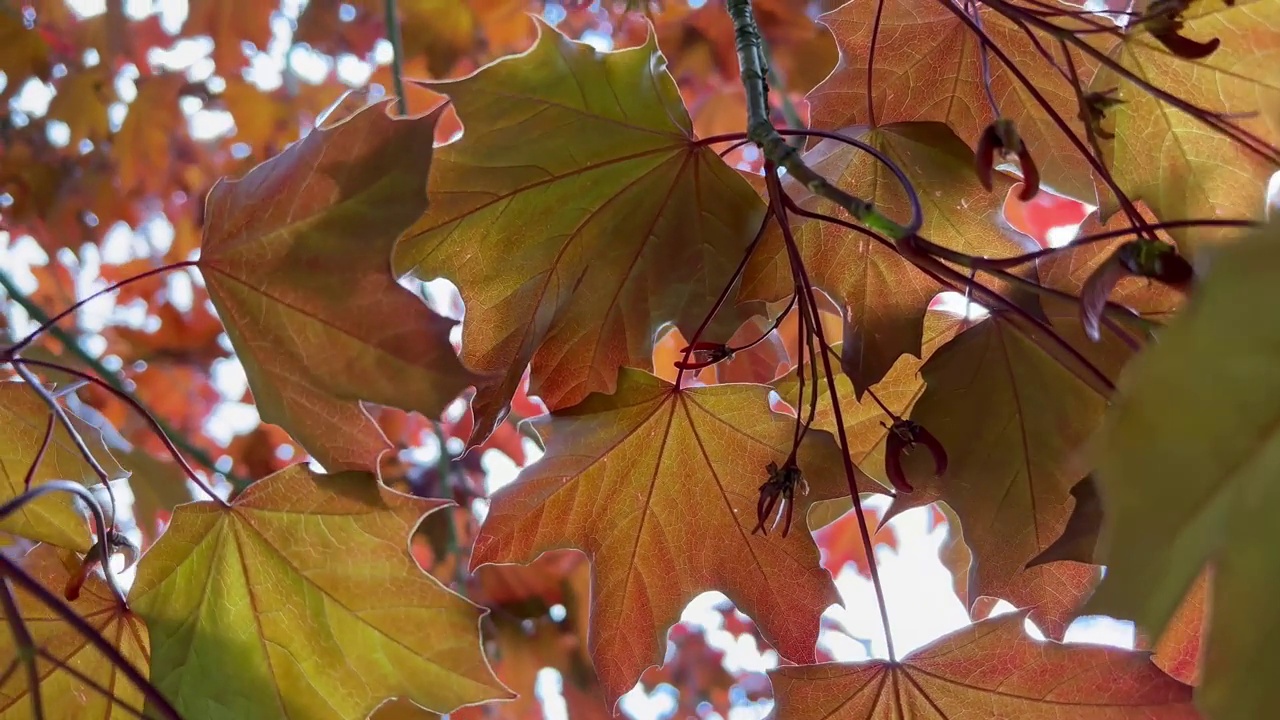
top-left (726, 0), bottom-right (915, 239)
top-left (0, 578), bottom-right (42, 720)
top-left (5, 260), bottom-right (198, 357)
top-left (767, 166), bottom-right (898, 662)
top-left (0, 480), bottom-right (127, 605)
top-left (383, 0), bottom-right (409, 115)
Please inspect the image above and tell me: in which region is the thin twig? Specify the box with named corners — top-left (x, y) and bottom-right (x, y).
top-left (0, 577), bottom-right (43, 719)
top-left (384, 0), bottom-right (409, 115)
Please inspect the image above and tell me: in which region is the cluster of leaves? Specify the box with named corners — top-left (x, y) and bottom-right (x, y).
top-left (0, 0), bottom-right (1277, 717)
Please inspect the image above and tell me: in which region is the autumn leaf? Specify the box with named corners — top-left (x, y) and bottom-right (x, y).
top-left (472, 369), bottom-right (845, 704)
top-left (46, 65), bottom-right (115, 143)
top-left (768, 612), bottom-right (1196, 719)
top-left (0, 544), bottom-right (149, 718)
top-left (1151, 570), bottom-right (1210, 687)
top-left (115, 74), bottom-right (188, 196)
top-left (808, 0), bottom-right (1098, 200)
top-left (391, 20), bottom-right (766, 445)
top-left (1027, 475), bottom-right (1101, 568)
top-left (892, 313), bottom-right (1105, 637)
top-left (1085, 221), bottom-right (1280, 719)
top-left (180, 0), bottom-right (273, 75)
top-left (198, 99), bottom-right (480, 472)
top-left (741, 123), bottom-right (1034, 394)
top-left (129, 465), bottom-right (508, 718)
top-left (0, 10), bottom-right (51, 100)
top-left (0, 381), bottom-right (125, 552)
top-left (1090, 0), bottom-right (1280, 249)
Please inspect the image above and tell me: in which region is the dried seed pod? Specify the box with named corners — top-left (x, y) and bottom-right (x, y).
top-left (1079, 239), bottom-right (1193, 341)
top-left (976, 119), bottom-right (1041, 201)
top-left (674, 341), bottom-right (735, 371)
top-left (753, 460), bottom-right (807, 537)
top-left (1078, 88), bottom-right (1125, 140)
top-left (884, 420), bottom-right (948, 495)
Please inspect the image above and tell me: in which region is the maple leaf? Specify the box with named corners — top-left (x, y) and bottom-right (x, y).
top-left (198, 99), bottom-right (480, 472)
top-left (114, 75), bottom-right (188, 196)
top-left (1027, 475), bottom-right (1102, 568)
top-left (741, 124), bottom-right (1034, 394)
top-left (46, 65), bottom-right (115, 144)
top-left (1085, 221), bottom-right (1280, 719)
top-left (1090, 0), bottom-right (1280, 248)
top-left (1151, 570), bottom-right (1210, 687)
top-left (0, 381), bottom-right (126, 552)
top-left (0, 10), bottom-right (51, 100)
top-left (768, 612), bottom-right (1196, 718)
top-left (180, 0), bottom-right (273, 76)
top-left (129, 464), bottom-right (509, 718)
top-left (891, 313), bottom-right (1105, 638)
top-left (391, 21), bottom-right (767, 445)
top-left (472, 369), bottom-right (846, 704)
top-left (808, 0), bottom-right (1099, 201)
top-left (0, 544), bottom-right (149, 718)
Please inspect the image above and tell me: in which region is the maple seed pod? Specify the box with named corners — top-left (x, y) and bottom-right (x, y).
top-left (674, 341), bottom-right (735, 372)
top-left (1079, 239), bottom-right (1193, 342)
top-left (64, 530), bottom-right (139, 601)
top-left (1079, 88), bottom-right (1124, 140)
top-left (975, 119), bottom-right (1041, 201)
top-left (753, 461), bottom-right (807, 537)
top-left (884, 420), bottom-right (948, 495)
top-left (1145, 0), bottom-right (1221, 60)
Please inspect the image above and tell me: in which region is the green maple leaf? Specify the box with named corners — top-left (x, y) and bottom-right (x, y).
top-left (129, 465), bottom-right (509, 719)
top-left (1087, 220), bottom-right (1280, 719)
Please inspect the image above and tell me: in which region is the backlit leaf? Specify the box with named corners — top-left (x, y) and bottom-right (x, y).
top-left (0, 381), bottom-right (120, 552)
top-left (472, 369), bottom-right (845, 704)
top-left (1091, 0), bottom-right (1280, 248)
top-left (741, 124), bottom-right (1033, 394)
top-left (129, 465), bottom-right (508, 719)
top-left (894, 314), bottom-right (1106, 637)
top-left (809, 0), bottom-right (1098, 200)
top-left (199, 99), bottom-right (479, 472)
top-left (0, 544), bottom-right (149, 719)
top-left (768, 612), bottom-right (1196, 719)
top-left (1086, 221), bottom-right (1280, 719)
top-left (181, 0), bottom-right (273, 75)
top-left (392, 21), bottom-right (766, 444)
